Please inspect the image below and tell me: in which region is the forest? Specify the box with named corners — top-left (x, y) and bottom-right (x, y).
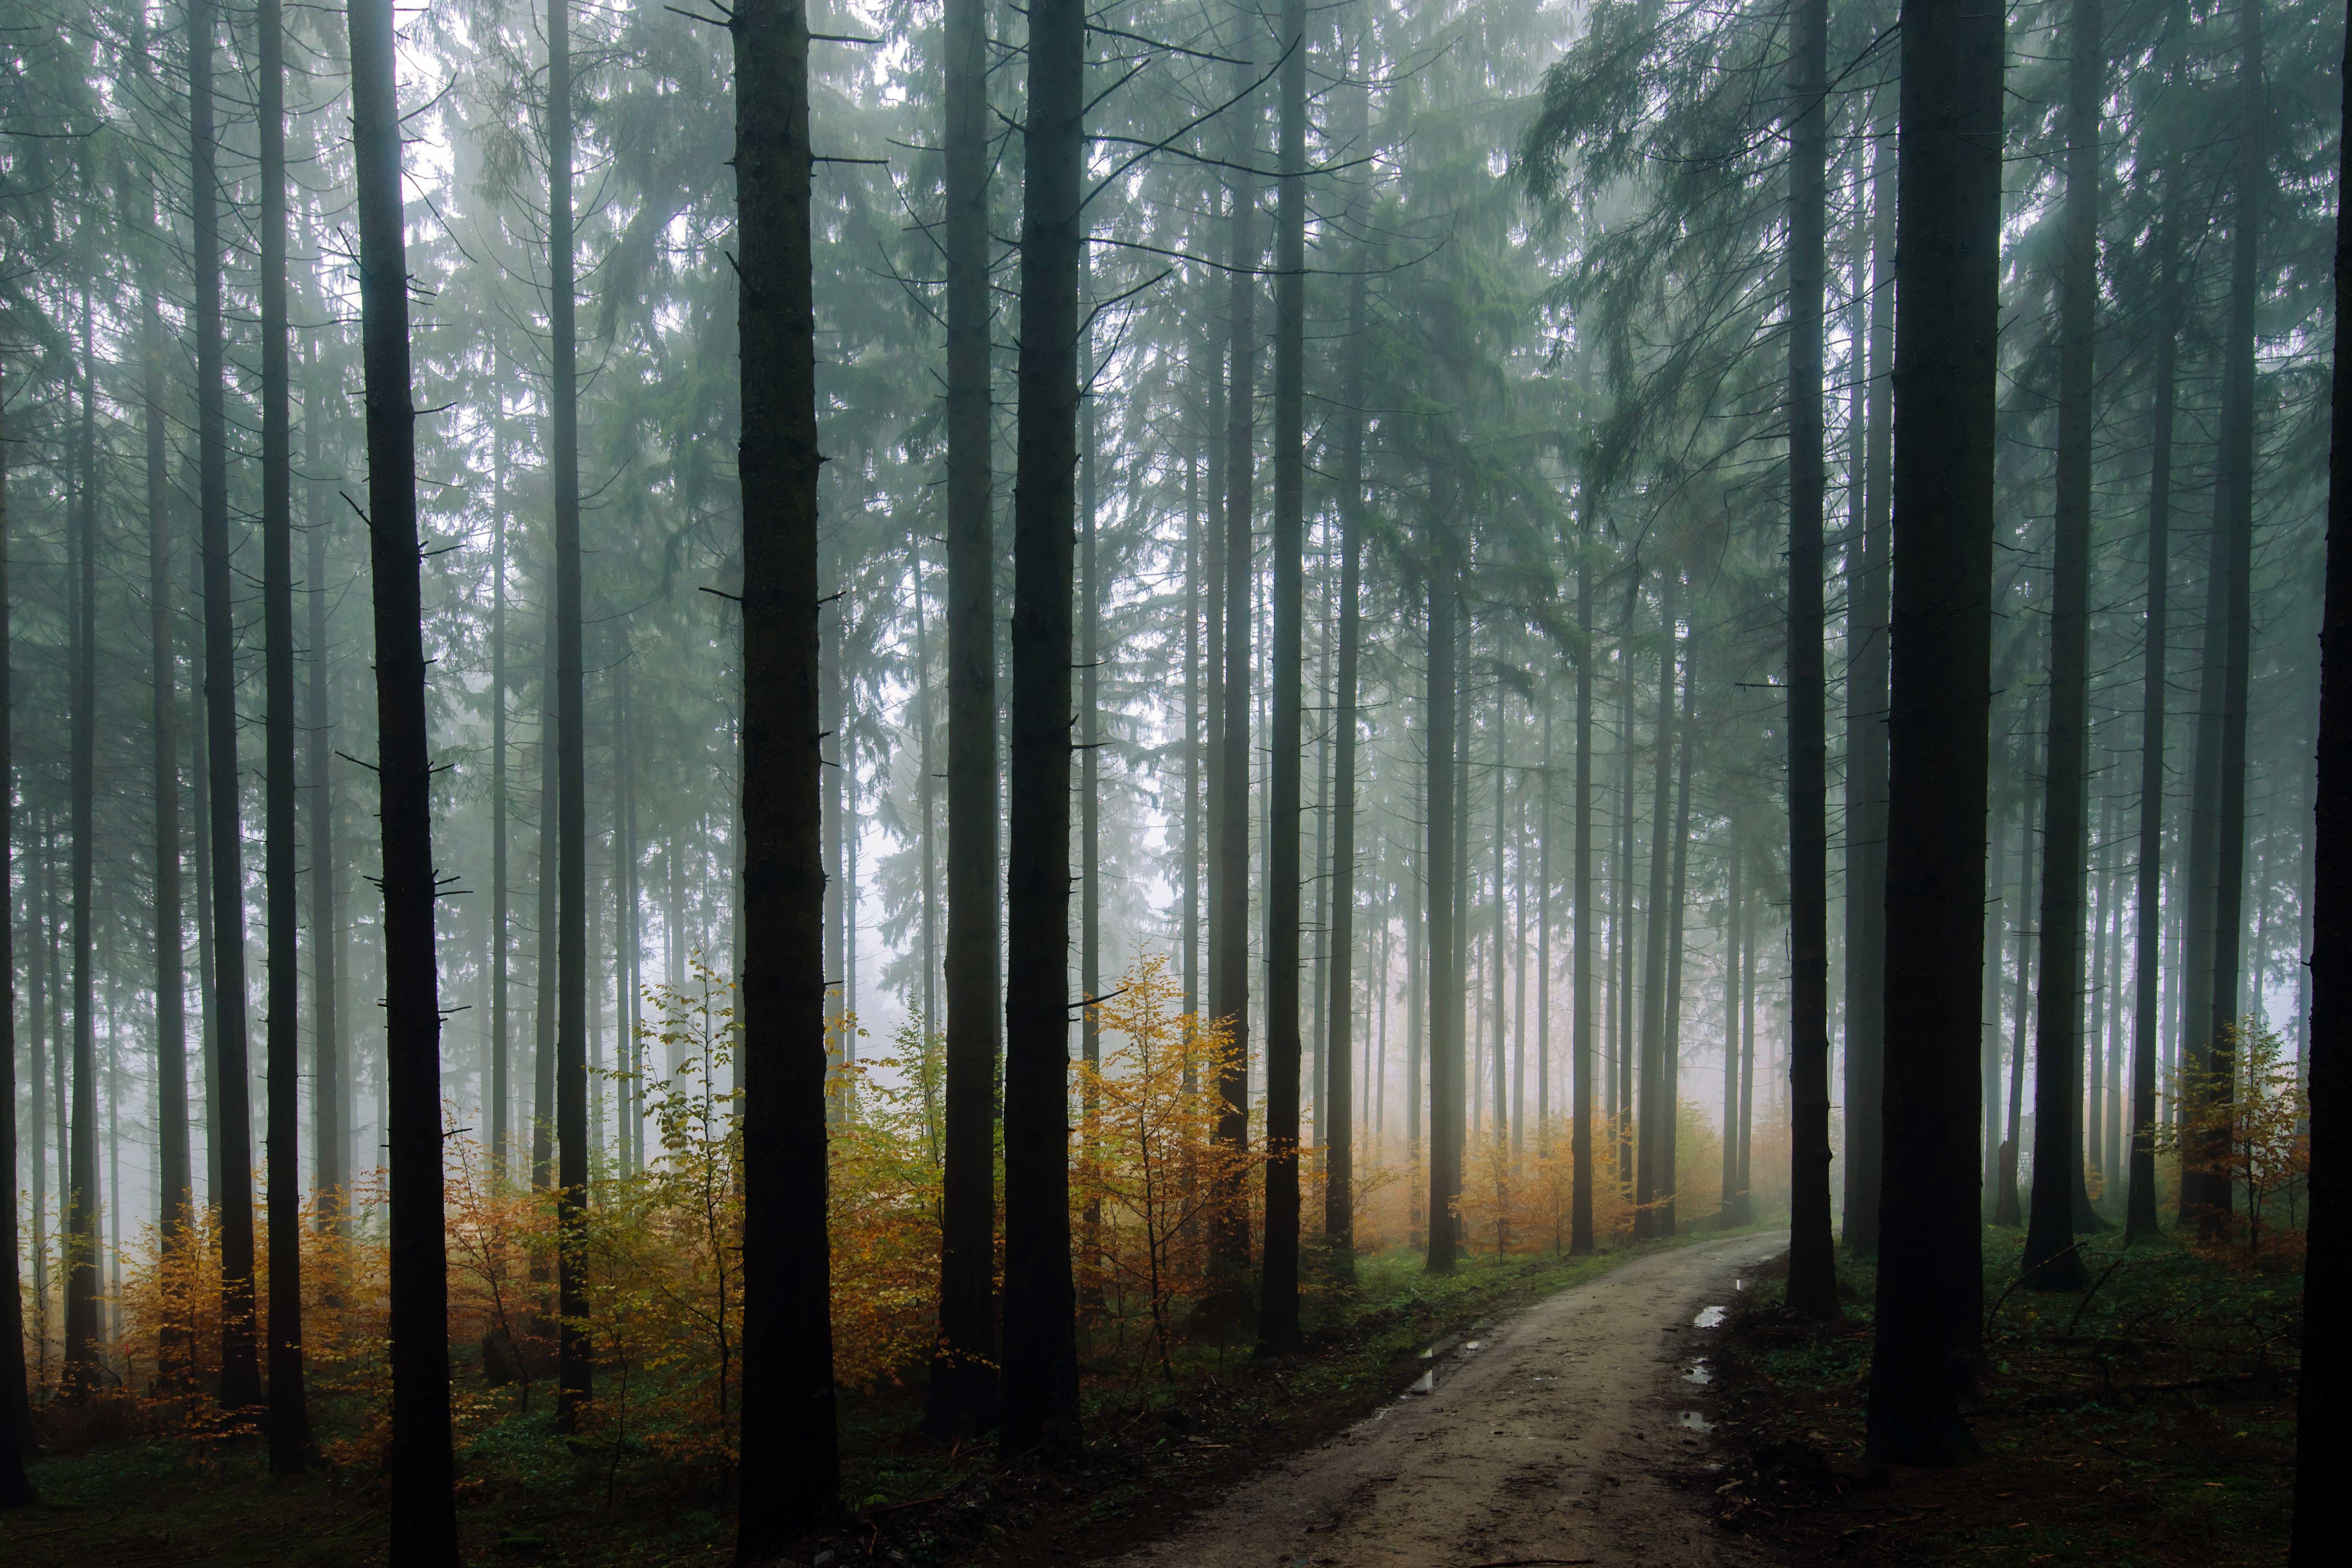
top-left (0, 0), bottom-right (2345, 1564)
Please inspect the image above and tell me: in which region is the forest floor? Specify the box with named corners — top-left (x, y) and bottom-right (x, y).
top-left (0, 1230), bottom-right (1758, 1567)
top-left (1706, 1225), bottom-right (2299, 1568)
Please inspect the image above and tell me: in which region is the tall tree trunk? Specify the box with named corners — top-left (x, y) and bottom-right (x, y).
top-left (1981, 786), bottom-right (2011, 1206)
top-left (64, 292), bottom-right (101, 1398)
top-left (259, 0), bottom-right (311, 1462)
top-left (1571, 490), bottom-right (1595, 1254)
top-left (533, 577), bottom-right (558, 1198)
top-left (346, 0), bottom-right (458, 1553)
top-left (2125, 105), bottom-right (2182, 1243)
top-left (1843, 98), bottom-right (1894, 1255)
top-left (1000, 0), bottom-right (1086, 1462)
top-left (1323, 244), bottom-right (1368, 1256)
top-left (2192, 0), bottom-right (2263, 1242)
top-left (1615, 606), bottom-right (1637, 1195)
top-left (2292, 4), bottom-right (2352, 1542)
top-left (548, 0), bottom-right (593, 1425)
top-left (1661, 649), bottom-right (1696, 1234)
top-left (308, 346), bottom-right (344, 1231)
top-left (1720, 846), bottom-right (1742, 1226)
top-left (1538, 682), bottom-right (1553, 1146)
top-left (191, 0), bottom-right (261, 1412)
top-left (1738, 889), bottom-right (1757, 1221)
top-left (927, 0), bottom-right (999, 1440)
top-left (490, 364), bottom-right (509, 1178)
top-left (1424, 531), bottom-right (1462, 1274)
top-left (1784, 0), bottom-right (1837, 1318)
top-left (146, 292), bottom-right (192, 1370)
top-left (730, 0), bottom-right (841, 1540)
top-left (1258, 0), bottom-right (1308, 1351)
top-left (2023, 0), bottom-right (2104, 1291)
top-left (1865, 0), bottom-right (2003, 1467)
top-left (0, 348), bottom-right (33, 1495)
top-left (1078, 255), bottom-right (1102, 1318)
top-left (1211, 8), bottom-right (1259, 1286)
top-left (1635, 576), bottom-right (1677, 1240)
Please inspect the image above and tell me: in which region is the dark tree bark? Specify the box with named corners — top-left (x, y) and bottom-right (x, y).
top-left (0, 352), bottom-right (35, 1499)
top-left (1634, 576), bottom-right (1678, 1241)
top-left (1425, 535), bottom-right (1462, 1274)
top-left (2023, 0), bottom-right (2105, 1291)
top-left (1258, 0), bottom-right (1308, 1354)
top-left (259, 0), bottom-right (311, 1463)
top-left (533, 576), bottom-right (558, 1197)
top-left (2191, 0), bottom-right (2263, 1242)
top-left (1660, 648), bottom-right (1697, 1235)
top-left (1783, 0), bottom-right (1837, 1318)
top-left (346, 0), bottom-right (458, 1554)
top-left (2125, 30), bottom-right (2185, 1244)
top-left (491, 366), bottom-right (510, 1177)
top-left (1210, 8), bottom-right (1259, 1287)
top-left (1842, 102), bottom-right (1894, 1255)
top-left (1323, 224), bottom-right (1369, 1255)
top-left (1001, 0), bottom-right (1087, 1460)
top-left (1864, 0), bottom-right (2003, 1468)
top-left (1571, 490), bottom-right (1595, 1254)
top-left (146, 292), bottom-right (192, 1368)
top-left (64, 292), bottom-right (100, 1398)
top-left (190, 0), bottom-right (261, 1412)
top-left (1720, 846), bottom-right (1742, 1227)
top-left (730, 0), bottom-right (842, 1542)
top-left (308, 348), bottom-right (344, 1231)
top-left (548, 0), bottom-right (593, 1425)
top-left (2291, 9), bottom-right (2352, 1549)
top-left (926, 0), bottom-right (1000, 1440)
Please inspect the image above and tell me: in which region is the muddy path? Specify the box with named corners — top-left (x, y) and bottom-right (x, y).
top-left (1097, 1231), bottom-right (1790, 1568)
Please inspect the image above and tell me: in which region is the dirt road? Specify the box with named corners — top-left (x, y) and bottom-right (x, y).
top-left (1099, 1231), bottom-right (1790, 1568)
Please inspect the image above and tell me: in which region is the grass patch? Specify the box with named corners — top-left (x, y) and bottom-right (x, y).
top-left (1708, 1224), bottom-right (2298, 1566)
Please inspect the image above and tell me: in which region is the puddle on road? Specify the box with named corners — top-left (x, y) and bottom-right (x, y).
top-left (1676, 1410), bottom-right (1716, 1434)
top-left (1407, 1370), bottom-right (1436, 1395)
top-left (1693, 1304), bottom-right (1727, 1328)
top-left (1683, 1358), bottom-right (1712, 1386)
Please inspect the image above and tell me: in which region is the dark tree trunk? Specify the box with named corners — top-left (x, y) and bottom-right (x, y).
top-left (1258, 0), bottom-right (1308, 1354)
top-left (1864, 0), bottom-right (2003, 1468)
top-left (2022, 0), bottom-right (2105, 1292)
top-left (1211, 8), bottom-right (1259, 1286)
top-left (533, 577), bottom-right (558, 1197)
top-left (1571, 490), bottom-right (1595, 1254)
top-left (548, 0), bottom-right (594, 1425)
top-left (346, 0), bottom-right (458, 1554)
top-left (65, 293), bottom-right (101, 1398)
top-left (259, 0), bottom-right (311, 1463)
top-left (1425, 536), bottom-right (1462, 1274)
top-left (1843, 101), bottom-right (1894, 1255)
top-left (2125, 88), bottom-right (2184, 1245)
top-left (1634, 576), bottom-right (1677, 1241)
top-left (1660, 649), bottom-right (1696, 1234)
top-left (730, 0), bottom-right (842, 1542)
top-left (146, 292), bottom-right (192, 1369)
top-left (1323, 238), bottom-right (1368, 1255)
top-left (1720, 846), bottom-right (1742, 1227)
top-left (490, 365), bottom-right (509, 1177)
top-left (926, 0), bottom-right (1000, 1440)
top-left (2193, 0), bottom-right (2263, 1242)
top-left (0, 350), bottom-right (33, 1496)
top-left (2292, 7), bottom-right (2352, 1548)
top-left (1784, 0), bottom-right (1837, 1318)
top-left (1000, 0), bottom-right (1086, 1462)
top-left (308, 348), bottom-right (344, 1232)
top-left (190, 0), bottom-right (261, 1413)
